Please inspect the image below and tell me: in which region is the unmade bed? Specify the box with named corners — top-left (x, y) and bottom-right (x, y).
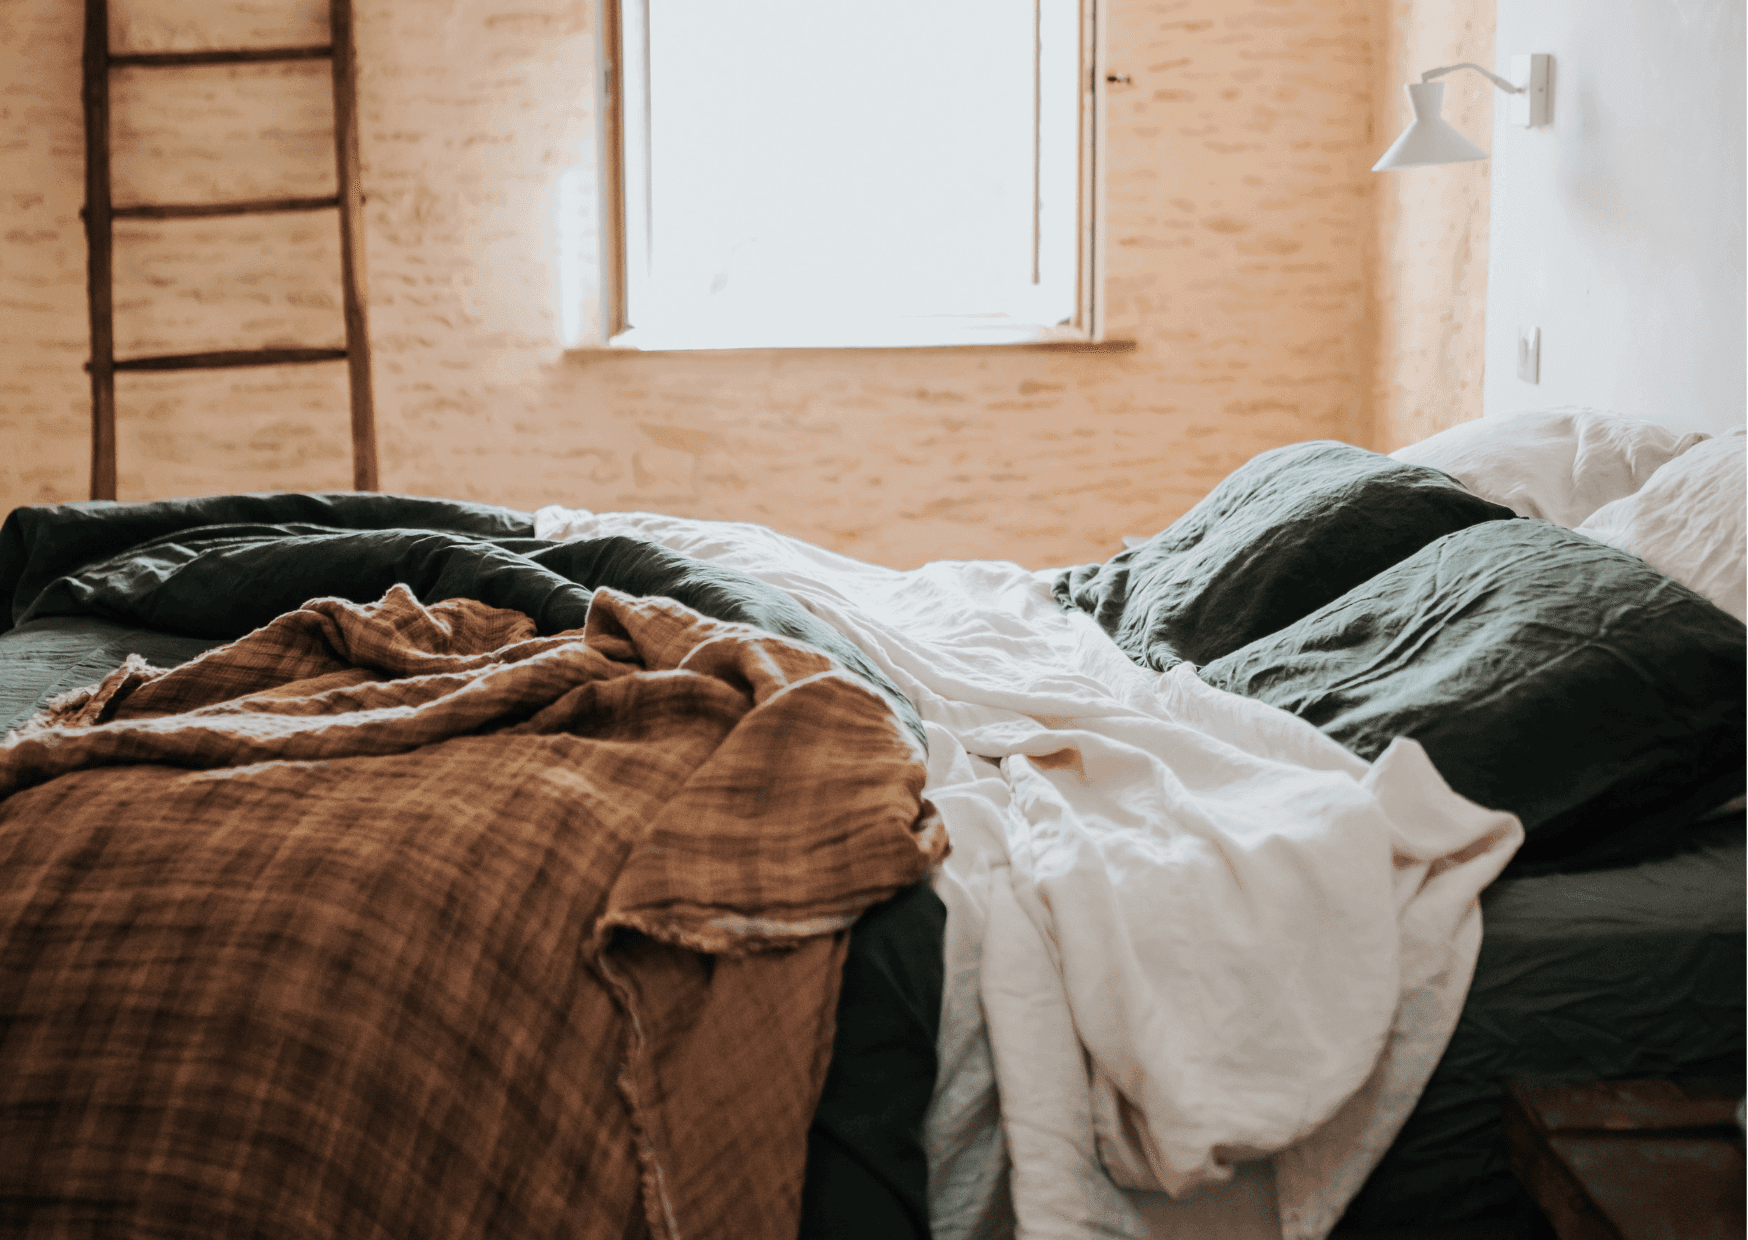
top-left (1, 413), bottom-right (1742, 1239)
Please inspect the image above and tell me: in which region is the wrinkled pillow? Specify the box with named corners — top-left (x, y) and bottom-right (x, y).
top-left (1577, 428), bottom-right (1746, 623)
top-left (1390, 409), bottom-right (1708, 528)
top-left (1201, 520), bottom-right (1746, 871)
top-left (1052, 440), bottom-right (1516, 672)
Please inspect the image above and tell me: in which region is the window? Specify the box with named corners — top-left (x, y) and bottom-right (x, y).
top-left (568, 0), bottom-right (1103, 351)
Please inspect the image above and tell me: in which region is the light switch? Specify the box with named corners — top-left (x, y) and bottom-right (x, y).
top-left (1517, 326), bottom-right (1540, 384)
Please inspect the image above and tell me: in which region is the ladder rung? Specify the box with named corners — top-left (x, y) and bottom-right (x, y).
top-left (104, 347), bottom-right (348, 373)
top-left (108, 45), bottom-right (333, 68)
top-left (111, 196), bottom-right (340, 221)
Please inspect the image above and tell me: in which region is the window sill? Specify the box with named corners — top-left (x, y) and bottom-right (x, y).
top-left (563, 337), bottom-right (1137, 360)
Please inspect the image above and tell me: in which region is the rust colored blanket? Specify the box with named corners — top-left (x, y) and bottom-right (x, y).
top-left (0, 585), bottom-right (944, 1240)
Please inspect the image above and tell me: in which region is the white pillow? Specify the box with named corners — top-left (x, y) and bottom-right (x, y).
top-left (1389, 409), bottom-right (1709, 528)
top-left (1576, 427), bottom-right (1747, 623)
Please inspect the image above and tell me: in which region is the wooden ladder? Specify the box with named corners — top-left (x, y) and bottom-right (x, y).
top-left (79, 0), bottom-right (378, 500)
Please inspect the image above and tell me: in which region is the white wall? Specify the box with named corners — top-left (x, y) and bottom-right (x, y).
top-left (1484, 0), bottom-right (1746, 433)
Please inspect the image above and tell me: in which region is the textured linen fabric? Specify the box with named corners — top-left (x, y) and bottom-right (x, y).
top-left (1578, 426), bottom-right (1747, 622)
top-left (0, 615), bottom-right (223, 733)
top-left (1200, 520), bottom-right (1746, 871)
top-left (0, 503), bottom-right (943, 1234)
top-left (0, 490), bottom-right (535, 629)
top-left (1051, 441), bottom-right (1516, 673)
top-left (0, 585), bottom-right (944, 1240)
top-left (1390, 409), bottom-right (1709, 529)
top-left (5, 512), bottom-right (924, 747)
top-left (800, 880), bottom-right (948, 1240)
top-left (1337, 814), bottom-right (1745, 1228)
top-left (535, 505), bottom-right (1524, 1240)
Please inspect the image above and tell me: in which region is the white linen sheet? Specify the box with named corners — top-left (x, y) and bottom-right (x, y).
top-left (534, 507), bottom-right (1523, 1240)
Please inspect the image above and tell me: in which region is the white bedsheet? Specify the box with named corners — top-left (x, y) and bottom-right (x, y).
top-left (534, 508), bottom-right (1523, 1240)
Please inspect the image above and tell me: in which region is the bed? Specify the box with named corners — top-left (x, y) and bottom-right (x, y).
top-left (0, 411), bottom-right (1741, 1239)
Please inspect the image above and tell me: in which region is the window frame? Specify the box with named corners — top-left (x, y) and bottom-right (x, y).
top-left (589, 0), bottom-right (1109, 351)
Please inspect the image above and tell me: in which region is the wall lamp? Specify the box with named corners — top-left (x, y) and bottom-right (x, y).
top-left (1373, 54), bottom-right (1550, 171)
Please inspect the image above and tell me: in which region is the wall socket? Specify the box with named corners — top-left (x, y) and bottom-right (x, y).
top-left (1517, 326), bottom-right (1540, 383)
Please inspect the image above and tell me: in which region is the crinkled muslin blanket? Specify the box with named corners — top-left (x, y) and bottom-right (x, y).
top-left (0, 585), bottom-right (943, 1240)
top-left (535, 507), bottom-right (1524, 1240)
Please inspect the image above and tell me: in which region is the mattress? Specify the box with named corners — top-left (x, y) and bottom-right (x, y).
top-left (0, 615), bottom-right (223, 732)
top-left (1340, 811), bottom-right (1746, 1227)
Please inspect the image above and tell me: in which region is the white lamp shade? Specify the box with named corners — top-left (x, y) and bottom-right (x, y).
top-left (1371, 82), bottom-right (1487, 171)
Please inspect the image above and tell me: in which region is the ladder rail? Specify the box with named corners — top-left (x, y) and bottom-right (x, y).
top-left (79, 0), bottom-right (379, 500)
top-left (82, 0), bottom-right (117, 502)
top-left (330, 0), bottom-right (378, 493)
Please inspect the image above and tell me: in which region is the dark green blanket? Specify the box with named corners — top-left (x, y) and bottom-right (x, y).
top-left (1058, 443), bottom-right (1745, 871)
top-left (1201, 520), bottom-right (1746, 870)
top-left (1, 491), bottom-right (533, 631)
top-left (1052, 441), bottom-right (1516, 671)
top-left (1, 494), bottom-right (924, 747)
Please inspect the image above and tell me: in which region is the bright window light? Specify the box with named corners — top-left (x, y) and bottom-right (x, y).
top-left (608, 0), bottom-right (1083, 350)
top-left (556, 165), bottom-right (590, 348)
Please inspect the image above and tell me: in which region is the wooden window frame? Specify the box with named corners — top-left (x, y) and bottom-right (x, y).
top-left (589, 0), bottom-right (1109, 351)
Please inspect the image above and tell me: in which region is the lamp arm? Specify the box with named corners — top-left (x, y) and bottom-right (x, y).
top-left (1419, 62), bottom-right (1524, 94)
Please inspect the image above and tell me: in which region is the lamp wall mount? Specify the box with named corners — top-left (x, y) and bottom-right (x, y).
top-left (1416, 55), bottom-right (1549, 128)
top-left (1418, 62), bottom-right (1520, 92)
top-left (1508, 54), bottom-right (1550, 127)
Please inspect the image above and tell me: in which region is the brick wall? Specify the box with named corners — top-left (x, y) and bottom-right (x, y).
top-left (0, 0), bottom-right (1486, 569)
top-left (1368, 0), bottom-right (1492, 452)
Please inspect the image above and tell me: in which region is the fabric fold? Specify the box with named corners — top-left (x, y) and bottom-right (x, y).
top-left (535, 506), bottom-right (1525, 1240)
top-left (0, 584), bottom-right (942, 1240)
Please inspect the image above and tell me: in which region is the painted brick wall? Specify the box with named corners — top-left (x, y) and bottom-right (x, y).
top-left (1368, 0), bottom-right (1492, 452)
top-left (0, 0), bottom-right (1485, 569)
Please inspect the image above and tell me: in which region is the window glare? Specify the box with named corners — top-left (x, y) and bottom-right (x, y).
top-left (622, 0), bottom-right (1079, 349)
